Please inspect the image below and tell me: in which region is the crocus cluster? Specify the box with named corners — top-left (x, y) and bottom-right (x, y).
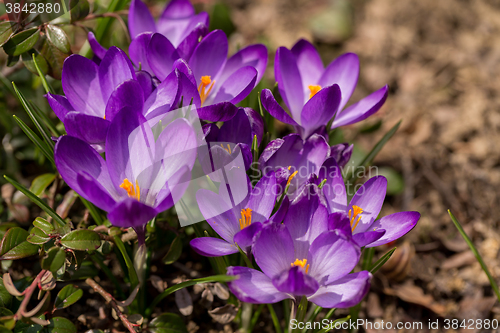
top-left (46, 0), bottom-right (420, 312)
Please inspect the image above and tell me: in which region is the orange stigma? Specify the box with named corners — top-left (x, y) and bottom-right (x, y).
top-left (220, 143), bottom-right (232, 154)
top-left (120, 178), bottom-right (140, 201)
top-left (239, 208), bottom-right (253, 229)
top-left (348, 205), bottom-right (363, 232)
top-left (291, 258), bottom-right (310, 274)
top-left (308, 85), bottom-right (321, 99)
top-left (286, 170), bottom-right (298, 187)
top-left (198, 76), bottom-right (215, 106)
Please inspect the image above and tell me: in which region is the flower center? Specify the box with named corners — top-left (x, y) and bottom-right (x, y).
top-left (308, 85), bottom-right (321, 99)
top-left (239, 208), bottom-right (253, 229)
top-left (348, 205), bottom-right (363, 232)
top-left (291, 258), bottom-right (310, 274)
top-left (120, 178), bottom-right (140, 201)
top-left (220, 143), bottom-right (232, 154)
top-left (286, 168), bottom-right (298, 187)
top-left (198, 75), bottom-right (215, 106)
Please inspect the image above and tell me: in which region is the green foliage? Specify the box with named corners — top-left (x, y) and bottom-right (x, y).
top-left (59, 230), bottom-right (101, 251)
top-left (0, 228), bottom-right (39, 260)
top-left (53, 285), bottom-right (83, 310)
top-left (149, 313), bottom-right (188, 333)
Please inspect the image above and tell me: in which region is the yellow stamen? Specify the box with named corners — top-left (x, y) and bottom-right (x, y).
top-left (291, 258), bottom-right (310, 274)
top-left (198, 75), bottom-right (215, 106)
top-left (119, 178), bottom-right (140, 201)
top-left (220, 143), bottom-right (232, 154)
top-left (286, 171), bottom-right (298, 187)
top-left (287, 166), bottom-right (291, 170)
top-left (103, 115), bottom-right (106, 120)
top-left (348, 205), bottom-right (363, 232)
top-left (239, 208), bottom-right (253, 229)
top-left (308, 85), bottom-right (322, 99)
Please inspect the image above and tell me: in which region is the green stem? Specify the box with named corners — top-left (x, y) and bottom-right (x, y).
top-left (292, 296), bottom-right (308, 333)
top-left (449, 210), bottom-right (500, 302)
top-left (113, 235), bottom-right (139, 290)
top-left (241, 302), bottom-right (253, 332)
top-left (267, 304), bottom-right (282, 333)
top-left (248, 304), bottom-right (264, 332)
top-left (313, 309), bottom-right (336, 333)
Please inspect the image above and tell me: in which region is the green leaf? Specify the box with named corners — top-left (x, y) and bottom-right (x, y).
top-left (21, 50), bottom-right (49, 79)
top-left (27, 227), bottom-right (51, 245)
top-left (149, 313), bottom-right (188, 333)
top-left (4, 176), bottom-right (66, 227)
top-left (0, 228), bottom-right (39, 260)
top-left (163, 236), bottom-right (182, 265)
top-left (3, 28), bottom-right (40, 56)
top-left (12, 116), bottom-right (55, 166)
top-left (42, 247), bottom-right (66, 274)
top-left (60, 230), bottom-right (101, 251)
top-left (40, 38), bottom-right (68, 80)
top-left (29, 174), bottom-right (56, 197)
top-left (45, 25), bottom-right (71, 54)
top-left (370, 247), bottom-right (396, 273)
top-left (0, 279), bottom-right (13, 308)
top-left (70, 0), bottom-right (90, 22)
top-left (53, 285), bottom-right (83, 310)
top-left (33, 217), bottom-right (55, 235)
top-left (0, 22), bottom-right (18, 48)
top-left (46, 317), bottom-right (76, 333)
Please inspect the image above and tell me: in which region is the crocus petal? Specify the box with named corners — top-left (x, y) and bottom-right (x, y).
top-left (330, 143), bottom-right (353, 168)
top-left (197, 102), bottom-right (238, 122)
top-left (189, 30), bottom-right (228, 84)
top-left (273, 266), bottom-right (319, 296)
top-left (176, 22), bottom-right (208, 59)
top-left (136, 70), bottom-right (155, 98)
top-left (45, 93), bottom-right (74, 121)
top-left (365, 211), bottom-right (420, 248)
top-left (88, 32), bottom-right (107, 60)
top-left (161, 0), bottom-right (195, 19)
top-left (176, 70), bottom-right (202, 108)
top-left (300, 84), bottom-right (341, 139)
top-left (128, 0), bottom-right (156, 39)
top-left (327, 212), bottom-right (352, 237)
top-left (227, 266), bottom-right (290, 304)
top-left (275, 47), bottom-right (304, 120)
top-left (247, 173), bottom-right (277, 221)
top-left (196, 189), bottom-right (240, 243)
top-left (108, 198), bottom-right (157, 228)
top-left (99, 47), bottom-right (136, 104)
top-left (308, 271), bottom-right (372, 308)
top-left (105, 80), bottom-right (144, 122)
top-left (55, 135), bottom-right (114, 197)
top-left (173, 58), bottom-right (196, 86)
top-left (260, 89), bottom-right (298, 125)
top-left (62, 55), bottom-right (105, 116)
top-left (353, 230), bottom-right (386, 248)
top-left (290, 39), bottom-right (324, 94)
top-left (106, 106), bottom-right (154, 190)
top-left (318, 53), bottom-right (359, 111)
top-left (270, 196), bottom-right (289, 223)
top-left (143, 70), bottom-right (179, 119)
top-left (243, 107), bottom-right (265, 145)
top-left (76, 172), bottom-right (117, 211)
top-left (212, 66), bottom-right (257, 105)
top-left (333, 85), bottom-right (389, 128)
top-left (218, 44), bottom-right (268, 88)
top-left (253, 223), bottom-right (295, 278)
top-left (307, 231), bottom-right (360, 286)
top-left (233, 222), bottom-right (262, 252)
top-left (348, 176), bottom-right (387, 233)
top-left (129, 32), bottom-right (153, 73)
top-left (318, 157), bottom-right (347, 213)
top-left (217, 108), bottom-right (253, 146)
top-left (64, 112), bottom-right (110, 145)
top-left (190, 237), bottom-right (238, 257)
top-left (147, 33), bottom-right (180, 81)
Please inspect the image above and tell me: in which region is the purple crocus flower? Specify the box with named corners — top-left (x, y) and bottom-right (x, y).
top-left (227, 185), bottom-right (371, 307)
top-left (190, 172), bottom-right (279, 256)
top-left (146, 30), bottom-right (268, 122)
top-left (54, 106), bottom-right (197, 232)
top-left (128, 0), bottom-right (208, 61)
top-left (321, 160), bottom-right (420, 247)
top-left (261, 39), bottom-right (389, 139)
top-left (259, 133), bottom-right (352, 197)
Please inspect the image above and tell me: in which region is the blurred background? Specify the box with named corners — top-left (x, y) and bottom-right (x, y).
top-left (1, 0), bottom-right (500, 331)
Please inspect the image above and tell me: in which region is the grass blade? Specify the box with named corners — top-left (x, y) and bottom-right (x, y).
top-left (370, 247), bottom-right (396, 273)
top-left (13, 115), bottom-right (55, 166)
top-left (4, 175), bottom-right (66, 227)
top-left (448, 210), bottom-right (500, 302)
top-left (32, 53), bottom-right (54, 94)
top-left (31, 103), bottom-right (61, 137)
top-left (267, 304), bottom-right (283, 333)
top-left (80, 196), bottom-right (104, 225)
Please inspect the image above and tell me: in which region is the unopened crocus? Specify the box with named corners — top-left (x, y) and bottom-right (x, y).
top-left (321, 160), bottom-right (420, 247)
top-left (261, 39), bottom-right (389, 139)
top-left (128, 0), bottom-right (208, 61)
top-left (54, 106), bottom-right (197, 238)
top-left (227, 186), bottom-right (371, 307)
top-left (147, 30), bottom-right (268, 121)
top-left (259, 133), bottom-right (352, 197)
top-left (190, 172), bottom-right (279, 256)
